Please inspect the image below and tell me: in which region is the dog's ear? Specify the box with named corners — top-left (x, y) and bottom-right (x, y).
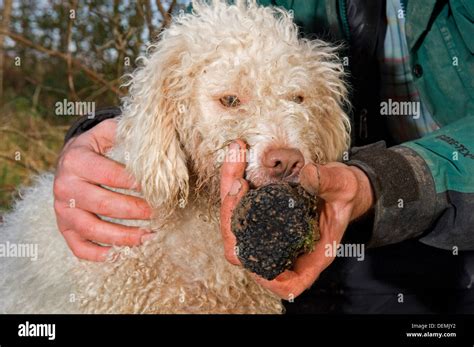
top-left (307, 40), bottom-right (352, 162)
top-left (117, 32), bottom-right (190, 210)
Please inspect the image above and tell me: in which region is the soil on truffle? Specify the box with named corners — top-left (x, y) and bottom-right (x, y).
top-left (231, 183), bottom-right (320, 280)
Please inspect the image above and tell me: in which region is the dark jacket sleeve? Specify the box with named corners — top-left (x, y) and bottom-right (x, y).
top-left (347, 116), bottom-right (474, 251)
top-left (64, 106), bottom-right (122, 143)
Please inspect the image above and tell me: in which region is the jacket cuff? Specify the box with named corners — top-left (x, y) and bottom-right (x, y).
top-left (64, 106), bottom-right (122, 144)
top-left (346, 142), bottom-right (438, 248)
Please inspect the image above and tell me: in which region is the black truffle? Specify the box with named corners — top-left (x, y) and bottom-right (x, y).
top-left (231, 183), bottom-right (319, 280)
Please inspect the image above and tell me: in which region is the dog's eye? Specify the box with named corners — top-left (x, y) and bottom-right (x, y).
top-left (220, 95), bottom-right (241, 108)
top-left (291, 95), bottom-right (304, 104)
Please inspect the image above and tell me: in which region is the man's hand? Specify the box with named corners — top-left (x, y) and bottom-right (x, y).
top-left (220, 140), bottom-right (249, 265)
top-left (220, 141), bottom-right (374, 299)
top-left (53, 119), bottom-right (153, 262)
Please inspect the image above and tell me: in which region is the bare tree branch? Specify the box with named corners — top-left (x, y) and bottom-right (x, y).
top-left (137, 0), bottom-right (155, 41)
top-left (66, 0), bottom-right (79, 100)
top-left (0, 30), bottom-right (125, 96)
top-left (0, 0), bottom-right (13, 105)
top-left (89, 8), bottom-right (121, 26)
top-left (95, 39), bottom-right (115, 53)
top-left (0, 153), bottom-right (41, 175)
top-left (24, 76), bottom-right (68, 96)
top-left (156, 0), bottom-right (177, 32)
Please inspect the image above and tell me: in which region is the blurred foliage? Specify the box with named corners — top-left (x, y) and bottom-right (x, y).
top-left (0, 102), bottom-right (67, 211)
top-left (0, 0), bottom-right (189, 212)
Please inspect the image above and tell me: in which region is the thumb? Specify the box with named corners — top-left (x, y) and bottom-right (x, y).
top-left (220, 178), bottom-right (249, 265)
top-left (220, 140), bottom-right (247, 201)
top-left (300, 163), bottom-right (350, 201)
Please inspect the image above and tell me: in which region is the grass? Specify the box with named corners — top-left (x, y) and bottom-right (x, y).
top-left (0, 102), bottom-right (69, 213)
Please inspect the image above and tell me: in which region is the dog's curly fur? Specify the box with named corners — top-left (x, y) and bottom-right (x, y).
top-left (0, 0), bottom-right (350, 313)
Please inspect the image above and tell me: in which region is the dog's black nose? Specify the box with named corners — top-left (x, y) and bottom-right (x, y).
top-left (262, 148), bottom-right (304, 179)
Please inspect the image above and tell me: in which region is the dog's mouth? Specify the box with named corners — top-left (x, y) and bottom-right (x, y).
top-left (245, 167), bottom-right (302, 189)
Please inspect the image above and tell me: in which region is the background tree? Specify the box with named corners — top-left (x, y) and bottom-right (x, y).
top-left (0, 0), bottom-right (12, 104)
top-left (0, 0), bottom-right (189, 213)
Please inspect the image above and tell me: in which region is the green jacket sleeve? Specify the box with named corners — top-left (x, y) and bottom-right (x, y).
top-left (347, 116), bottom-right (474, 250)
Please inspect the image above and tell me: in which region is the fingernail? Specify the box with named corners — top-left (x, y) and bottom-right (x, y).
top-left (141, 233), bottom-right (155, 243)
top-left (229, 180), bottom-right (242, 196)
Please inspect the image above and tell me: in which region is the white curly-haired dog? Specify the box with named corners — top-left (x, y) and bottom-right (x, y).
top-left (0, 0), bottom-right (350, 313)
